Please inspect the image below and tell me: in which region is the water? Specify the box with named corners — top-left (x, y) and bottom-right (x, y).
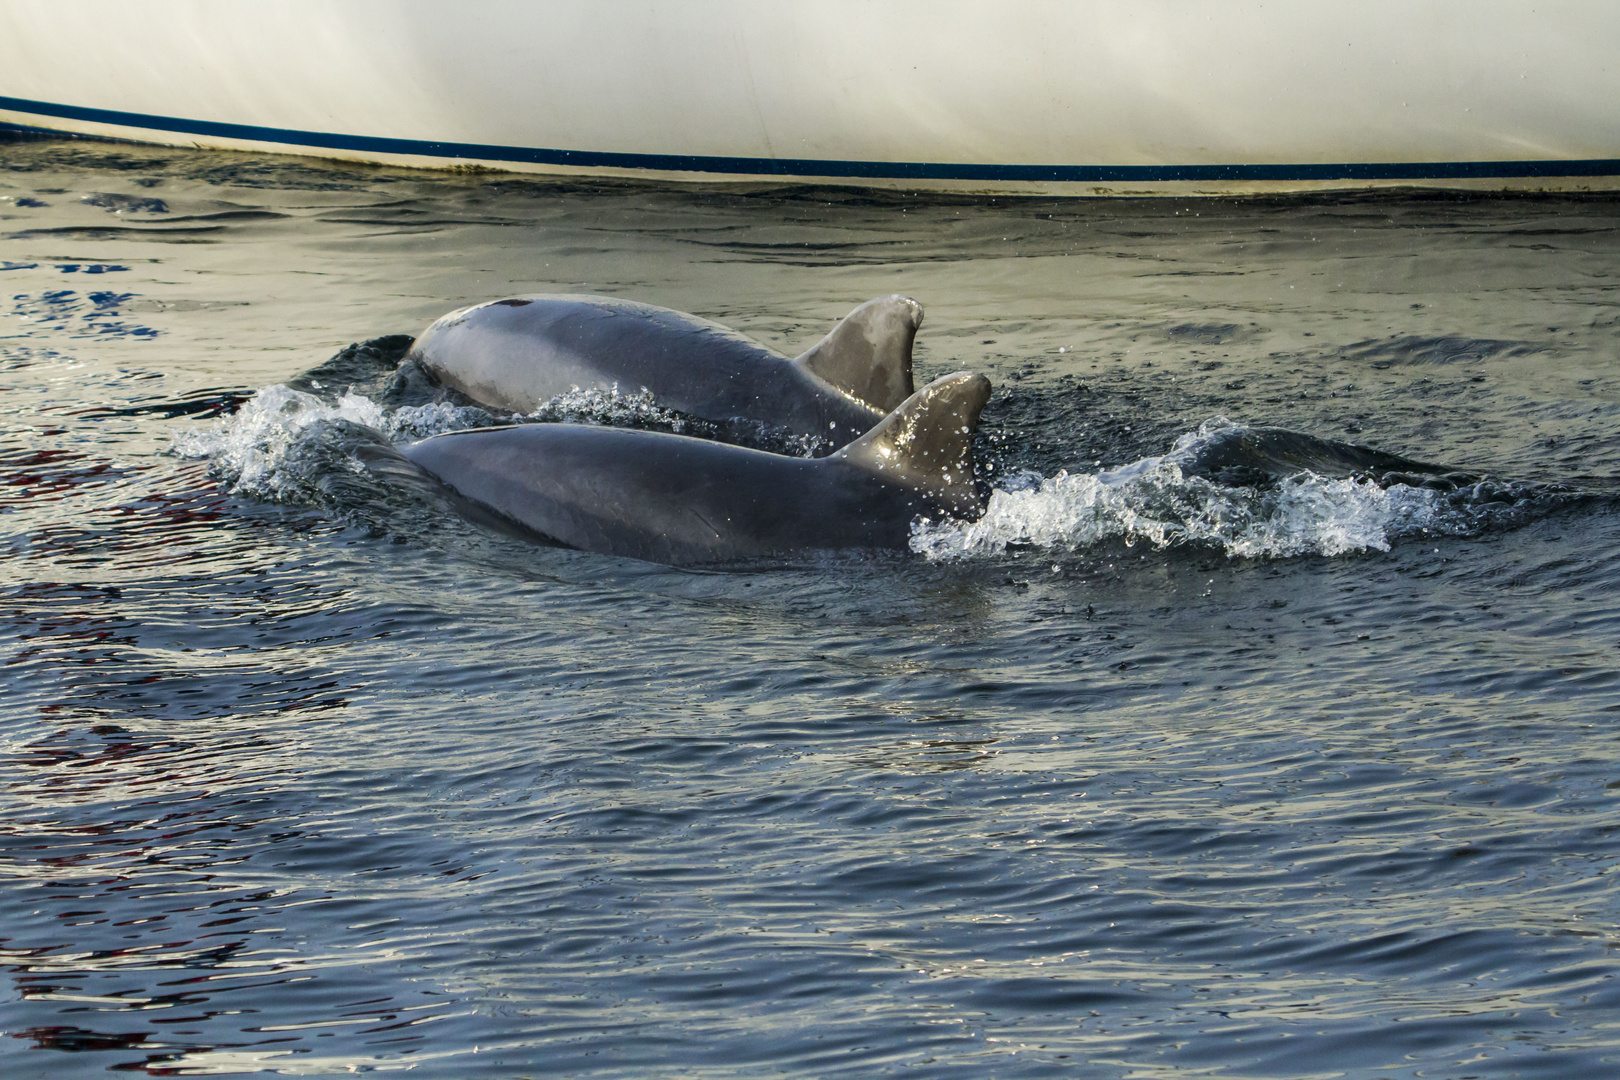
top-left (3, 136), bottom-right (1619, 1078)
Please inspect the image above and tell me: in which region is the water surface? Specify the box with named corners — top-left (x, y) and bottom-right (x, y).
top-left (2, 137), bottom-right (1619, 1078)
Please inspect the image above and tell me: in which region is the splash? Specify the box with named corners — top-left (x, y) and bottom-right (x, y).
top-left (171, 385), bottom-right (488, 500)
top-left (527, 385), bottom-right (692, 430)
top-left (178, 390), bottom-right (1568, 559)
top-left (914, 461), bottom-right (1438, 560)
top-left (527, 385), bottom-right (829, 457)
top-left (169, 381), bottom-right (746, 505)
top-left (915, 419), bottom-right (1556, 561)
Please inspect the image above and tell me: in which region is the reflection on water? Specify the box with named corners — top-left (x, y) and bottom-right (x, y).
top-left (2, 135), bottom-right (1619, 1077)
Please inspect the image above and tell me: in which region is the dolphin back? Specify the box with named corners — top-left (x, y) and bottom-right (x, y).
top-left (402, 422), bottom-right (946, 564)
top-left (410, 295), bottom-right (778, 413)
top-left (834, 371), bottom-right (992, 518)
top-left (408, 295), bottom-right (888, 444)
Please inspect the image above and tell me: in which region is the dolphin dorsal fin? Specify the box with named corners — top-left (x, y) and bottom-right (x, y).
top-left (835, 371), bottom-right (991, 512)
top-left (793, 295), bottom-right (922, 413)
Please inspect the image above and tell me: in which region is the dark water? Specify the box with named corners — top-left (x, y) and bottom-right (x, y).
top-left (3, 136), bottom-right (1619, 1078)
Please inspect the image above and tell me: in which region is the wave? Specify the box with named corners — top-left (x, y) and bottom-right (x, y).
top-left (175, 386), bottom-right (1576, 563)
top-left (914, 418), bottom-right (1574, 561)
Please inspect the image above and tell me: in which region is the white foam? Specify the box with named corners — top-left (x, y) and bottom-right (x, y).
top-left (384, 400), bottom-right (495, 440)
top-left (172, 377), bottom-right (713, 502)
top-left (529, 385), bottom-right (826, 456)
top-left (172, 385), bottom-right (372, 497)
top-left (171, 383), bottom-right (491, 495)
top-left (913, 453), bottom-right (1448, 561)
top-left (528, 385), bottom-right (687, 430)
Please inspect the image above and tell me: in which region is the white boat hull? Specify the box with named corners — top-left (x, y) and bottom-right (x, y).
top-left (4, 0), bottom-right (1619, 195)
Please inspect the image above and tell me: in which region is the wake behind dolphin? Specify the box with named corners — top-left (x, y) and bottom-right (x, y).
top-left (913, 416), bottom-right (1578, 561)
top-left (410, 294), bottom-right (924, 449)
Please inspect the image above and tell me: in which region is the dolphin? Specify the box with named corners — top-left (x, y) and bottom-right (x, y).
top-left (401, 371), bottom-right (992, 565)
top-left (407, 294), bottom-right (924, 448)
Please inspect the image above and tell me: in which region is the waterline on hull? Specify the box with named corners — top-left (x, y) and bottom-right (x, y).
top-left (7, 97), bottom-right (1620, 197)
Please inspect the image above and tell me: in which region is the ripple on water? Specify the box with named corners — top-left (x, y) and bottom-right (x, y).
top-left (2, 139), bottom-right (1620, 1077)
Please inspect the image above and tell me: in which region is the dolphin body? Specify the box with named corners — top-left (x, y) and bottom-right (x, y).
top-left (408, 294), bottom-right (924, 448)
top-left (402, 371), bottom-right (992, 565)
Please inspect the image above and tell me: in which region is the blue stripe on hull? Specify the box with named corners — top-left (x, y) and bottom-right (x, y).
top-left (3, 93), bottom-right (1618, 184)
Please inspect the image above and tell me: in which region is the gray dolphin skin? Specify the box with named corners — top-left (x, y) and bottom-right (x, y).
top-left (408, 294), bottom-right (924, 447)
top-left (402, 371), bottom-right (992, 565)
